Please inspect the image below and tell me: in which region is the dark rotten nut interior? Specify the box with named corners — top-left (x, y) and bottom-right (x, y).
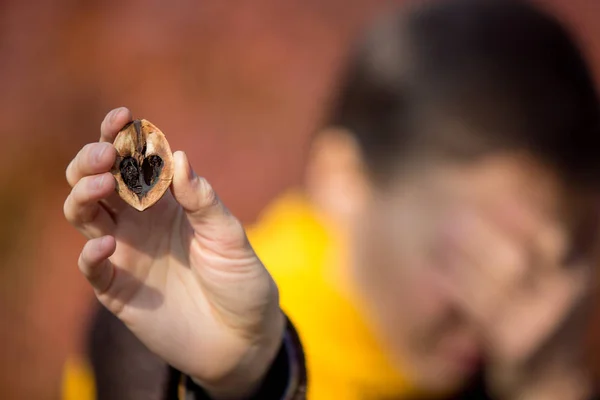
top-left (111, 119), bottom-right (174, 211)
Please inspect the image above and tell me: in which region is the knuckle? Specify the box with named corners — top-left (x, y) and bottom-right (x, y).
top-left (79, 240), bottom-right (101, 278)
top-left (64, 203), bottom-right (83, 227)
top-left (63, 196), bottom-right (76, 223)
top-left (222, 217), bottom-right (250, 249)
top-left (198, 178), bottom-right (219, 208)
top-left (100, 110), bottom-right (113, 132)
top-left (77, 250), bottom-right (88, 274)
top-left (69, 144), bottom-right (92, 181)
top-left (65, 160), bottom-right (75, 185)
top-left (64, 182), bottom-right (99, 226)
top-left (81, 143), bottom-right (96, 161)
top-left (66, 144), bottom-right (93, 185)
top-left (73, 177), bottom-right (94, 205)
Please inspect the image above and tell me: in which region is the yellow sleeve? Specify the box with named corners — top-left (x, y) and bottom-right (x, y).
top-left (245, 191), bottom-right (328, 298)
top-left (61, 355), bottom-right (96, 400)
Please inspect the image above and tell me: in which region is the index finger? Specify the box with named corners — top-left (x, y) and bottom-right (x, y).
top-left (100, 107), bottom-right (133, 143)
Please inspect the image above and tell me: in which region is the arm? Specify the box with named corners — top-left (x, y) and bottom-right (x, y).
top-left (63, 108), bottom-right (295, 400)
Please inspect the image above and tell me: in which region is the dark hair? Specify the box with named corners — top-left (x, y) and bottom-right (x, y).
top-left (331, 0), bottom-right (600, 186)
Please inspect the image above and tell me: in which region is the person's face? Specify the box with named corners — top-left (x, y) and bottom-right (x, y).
top-left (350, 153), bottom-right (598, 393)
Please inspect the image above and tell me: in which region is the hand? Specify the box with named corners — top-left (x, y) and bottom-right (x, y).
top-left (438, 203), bottom-right (593, 398)
top-left (64, 107), bottom-right (285, 399)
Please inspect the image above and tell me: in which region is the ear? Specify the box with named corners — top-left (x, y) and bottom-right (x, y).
top-left (304, 126), bottom-right (370, 226)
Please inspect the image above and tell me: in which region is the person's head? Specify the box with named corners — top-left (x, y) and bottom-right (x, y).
top-left (305, 0), bottom-right (600, 392)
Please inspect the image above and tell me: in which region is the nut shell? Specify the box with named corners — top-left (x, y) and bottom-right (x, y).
top-left (111, 119), bottom-right (174, 211)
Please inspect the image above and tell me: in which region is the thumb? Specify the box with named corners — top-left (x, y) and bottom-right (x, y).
top-left (170, 151), bottom-right (248, 249)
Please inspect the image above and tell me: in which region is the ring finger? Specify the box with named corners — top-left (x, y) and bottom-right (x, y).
top-left (64, 172), bottom-right (117, 238)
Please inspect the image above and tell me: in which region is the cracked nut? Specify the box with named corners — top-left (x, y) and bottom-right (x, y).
top-left (111, 119), bottom-right (174, 211)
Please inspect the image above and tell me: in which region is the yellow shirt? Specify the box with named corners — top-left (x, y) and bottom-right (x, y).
top-left (62, 354), bottom-right (95, 400)
top-left (246, 191), bottom-right (413, 400)
top-left (62, 190), bottom-right (413, 400)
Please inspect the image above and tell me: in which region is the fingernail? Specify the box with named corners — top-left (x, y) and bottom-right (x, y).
top-left (94, 174), bottom-right (106, 189)
top-left (94, 143), bottom-right (108, 163)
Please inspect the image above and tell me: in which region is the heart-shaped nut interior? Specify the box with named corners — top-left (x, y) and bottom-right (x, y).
top-left (111, 119), bottom-right (174, 211)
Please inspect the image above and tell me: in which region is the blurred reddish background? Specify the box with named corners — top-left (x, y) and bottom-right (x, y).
top-left (2, 0), bottom-right (600, 399)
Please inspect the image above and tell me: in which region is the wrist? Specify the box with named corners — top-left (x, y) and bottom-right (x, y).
top-left (192, 310), bottom-right (286, 400)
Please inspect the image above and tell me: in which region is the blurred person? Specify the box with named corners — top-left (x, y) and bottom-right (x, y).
top-left (62, 0), bottom-right (600, 399)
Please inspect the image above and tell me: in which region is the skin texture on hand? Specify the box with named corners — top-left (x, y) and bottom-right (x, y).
top-left (64, 107), bottom-right (285, 399)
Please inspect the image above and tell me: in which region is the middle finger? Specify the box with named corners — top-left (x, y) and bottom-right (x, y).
top-left (66, 142), bottom-right (116, 188)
